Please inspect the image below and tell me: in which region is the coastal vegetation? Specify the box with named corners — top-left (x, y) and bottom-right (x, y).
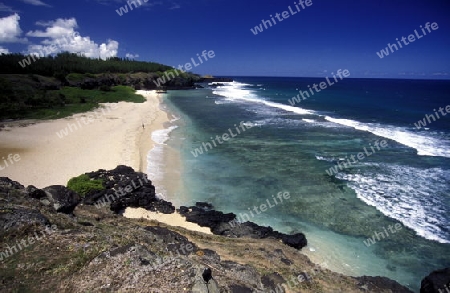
top-left (67, 174), bottom-right (105, 197)
top-left (0, 52), bottom-right (201, 120)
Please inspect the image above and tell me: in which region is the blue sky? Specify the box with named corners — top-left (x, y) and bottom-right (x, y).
top-left (1, 0), bottom-right (449, 79)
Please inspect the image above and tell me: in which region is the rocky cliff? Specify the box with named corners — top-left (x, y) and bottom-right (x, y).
top-left (0, 166), bottom-right (442, 292)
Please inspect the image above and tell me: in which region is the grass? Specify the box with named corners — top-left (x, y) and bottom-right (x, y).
top-left (67, 174), bottom-right (105, 197)
top-left (3, 85), bottom-right (145, 120)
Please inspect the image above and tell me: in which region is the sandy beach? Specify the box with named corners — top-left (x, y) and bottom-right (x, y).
top-left (0, 90), bottom-right (167, 188)
top-left (0, 90), bottom-right (211, 234)
top-left (123, 207), bottom-right (212, 234)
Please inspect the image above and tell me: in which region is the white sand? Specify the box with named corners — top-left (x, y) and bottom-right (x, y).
top-left (123, 207), bottom-right (212, 235)
top-left (0, 90), bottom-right (167, 188)
top-left (0, 90), bottom-right (213, 235)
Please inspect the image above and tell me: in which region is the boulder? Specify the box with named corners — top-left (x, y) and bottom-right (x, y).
top-left (25, 185), bottom-right (46, 199)
top-left (420, 268), bottom-right (450, 293)
top-left (42, 185), bottom-right (81, 213)
top-left (83, 165), bottom-right (175, 214)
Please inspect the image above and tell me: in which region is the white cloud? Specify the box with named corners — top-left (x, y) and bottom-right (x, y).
top-left (25, 17), bottom-right (119, 60)
top-left (18, 0), bottom-right (50, 7)
top-left (27, 18), bottom-right (78, 38)
top-left (0, 13), bottom-right (27, 43)
top-left (0, 3), bottom-right (16, 12)
top-left (125, 53), bottom-right (139, 59)
top-left (0, 46), bottom-right (9, 54)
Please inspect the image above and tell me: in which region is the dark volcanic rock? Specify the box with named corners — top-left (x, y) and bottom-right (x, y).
top-left (0, 207), bottom-right (50, 236)
top-left (42, 185), bottom-right (81, 213)
top-left (355, 276), bottom-right (414, 293)
top-left (420, 268), bottom-right (450, 293)
top-left (83, 165), bottom-right (175, 214)
top-left (144, 226), bottom-right (198, 256)
top-left (178, 203), bottom-right (235, 233)
top-left (0, 177), bottom-right (24, 192)
top-left (261, 273), bottom-right (286, 292)
top-left (25, 185), bottom-right (47, 199)
top-left (178, 202), bottom-right (307, 250)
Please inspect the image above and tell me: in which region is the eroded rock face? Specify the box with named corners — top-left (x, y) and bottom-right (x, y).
top-left (0, 207), bottom-right (50, 236)
top-left (0, 177), bottom-right (24, 192)
top-left (178, 202), bottom-right (307, 250)
top-left (420, 268), bottom-right (450, 293)
top-left (42, 185), bottom-right (81, 214)
top-left (83, 165), bottom-right (175, 214)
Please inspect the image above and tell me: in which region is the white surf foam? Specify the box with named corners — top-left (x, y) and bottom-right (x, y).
top-left (213, 82), bottom-right (450, 159)
top-left (324, 117), bottom-right (450, 158)
top-left (335, 163), bottom-right (450, 244)
top-left (212, 81), bottom-right (314, 115)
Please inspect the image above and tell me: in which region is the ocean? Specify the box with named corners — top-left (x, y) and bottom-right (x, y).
top-left (149, 77), bottom-right (450, 292)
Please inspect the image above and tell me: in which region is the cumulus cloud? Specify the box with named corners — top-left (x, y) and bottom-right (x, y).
top-left (25, 17), bottom-right (119, 60)
top-left (125, 53), bottom-right (139, 59)
top-left (0, 13), bottom-right (27, 43)
top-left (0, 46), bottom-right (9, 54)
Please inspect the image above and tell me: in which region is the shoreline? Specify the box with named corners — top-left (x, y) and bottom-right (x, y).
top-left (0, 89), bottom-right (205, 234)
top-left (0, 90), bottom-right (167, 188)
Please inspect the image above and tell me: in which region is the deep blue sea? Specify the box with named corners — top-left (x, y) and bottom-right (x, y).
top-left (153, 77), bottom-right (450, 292)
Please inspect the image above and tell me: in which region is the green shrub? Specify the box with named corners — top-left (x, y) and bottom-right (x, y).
top-left (67, 174), bottom-right (104, 197)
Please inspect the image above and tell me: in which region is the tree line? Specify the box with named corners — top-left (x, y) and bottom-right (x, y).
top-left (0, 52), bottom-right (173, 76)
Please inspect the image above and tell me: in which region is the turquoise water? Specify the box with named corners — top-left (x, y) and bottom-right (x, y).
top-left (158, 78), bottom-right (450, 292)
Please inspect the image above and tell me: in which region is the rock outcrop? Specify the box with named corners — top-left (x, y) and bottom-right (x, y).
top-left (83, 165), bottom-right (175, 214)
top-left (420, 268), bottom-right (450, 293)
top-left (0, 168), bottom-right (427, 293)
top-left (178, 202), bottom-right (307, 250)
